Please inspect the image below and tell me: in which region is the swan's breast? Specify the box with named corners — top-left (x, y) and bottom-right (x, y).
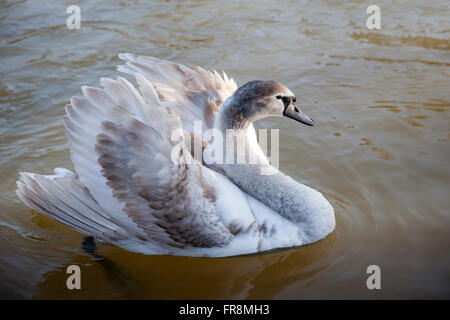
top-left (203, 168), bottom-right (256, 233)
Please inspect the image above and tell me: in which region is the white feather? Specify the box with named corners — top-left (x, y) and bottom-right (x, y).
top-left (16, 54), bottom-right (335, 257)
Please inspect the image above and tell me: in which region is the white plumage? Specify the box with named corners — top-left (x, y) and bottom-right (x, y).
top-left (16, 54), bottom-right (335, 257)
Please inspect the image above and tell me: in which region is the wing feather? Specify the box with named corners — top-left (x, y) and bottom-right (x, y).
top-left (117, 53), bottom-right (238, 134)
top-left (16, 170), bottom-right (129, 241)
top-left (66, 75), bottom-right (233, 248)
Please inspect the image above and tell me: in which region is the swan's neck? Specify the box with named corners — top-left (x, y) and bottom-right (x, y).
top-left (214, 106), bottom-right (317, 226)
top-left (223, 162), bottom-right (316, 224)
top-left (215, 97), bottom-right (257, 131)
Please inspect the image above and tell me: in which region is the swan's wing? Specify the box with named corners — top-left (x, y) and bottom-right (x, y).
top-left (116, 54), bottom-right (268, 165)
top-left (117, 53), bottom-right (238, 133)
top-left (65, 76), bottom-right (233, 248)
top-left (16, 168), bottom-right (129, 241)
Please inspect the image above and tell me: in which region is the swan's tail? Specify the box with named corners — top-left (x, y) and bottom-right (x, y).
top-left (16, 168), bottom-right (127, 241)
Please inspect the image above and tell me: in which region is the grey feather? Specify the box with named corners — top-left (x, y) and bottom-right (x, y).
top-left (117, 53), bottom-right (237, 134)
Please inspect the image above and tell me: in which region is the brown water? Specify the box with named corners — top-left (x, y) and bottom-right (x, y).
top-left (0, 0), bottom-right (449, 299)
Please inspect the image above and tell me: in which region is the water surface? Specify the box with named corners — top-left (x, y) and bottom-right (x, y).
top-left (0, 0), bottom-right (449, 299)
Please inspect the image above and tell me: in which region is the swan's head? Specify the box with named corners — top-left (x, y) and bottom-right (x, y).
top-left (221, 80), bottom-right (314, 129)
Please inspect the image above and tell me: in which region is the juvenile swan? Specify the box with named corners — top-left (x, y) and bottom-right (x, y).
top-left (16, 54), bottom-right (335, 257)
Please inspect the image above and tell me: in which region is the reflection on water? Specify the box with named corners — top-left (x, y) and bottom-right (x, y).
top-left (34, 234), bottom-right (335, 299)
top-left (0, 0), bottom-right (449, 299)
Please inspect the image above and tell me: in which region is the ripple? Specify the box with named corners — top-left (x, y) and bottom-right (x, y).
top-left (360, 138), bottom-right (395, 161)
top-left (352, 32), bottom-right (450, 51)
top-left (0, 221), bottom-right (49, 242)
top-left (400, 115), bottom-right (431, 127)
top-left (6, 25), bottom-right (67, 45)
top-left (330, 54), bottom-right (450, 67)
top-left (369, 105), bottom-right (401, 113)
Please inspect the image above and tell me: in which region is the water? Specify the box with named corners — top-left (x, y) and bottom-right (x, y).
top-left (0, 0), bottom-right (449, 299)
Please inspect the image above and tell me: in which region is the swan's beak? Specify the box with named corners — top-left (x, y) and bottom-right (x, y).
top-left (283, 103), bottom-right (314, 126)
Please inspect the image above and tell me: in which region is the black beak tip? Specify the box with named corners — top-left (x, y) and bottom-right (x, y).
top-left (302, 117), bottom-right (314, 126)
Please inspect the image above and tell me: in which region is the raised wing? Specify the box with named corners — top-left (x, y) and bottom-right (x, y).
top-left (64, 76), bottom-right (233, 248)
top-left (117, 53), bottom-right (237, 133)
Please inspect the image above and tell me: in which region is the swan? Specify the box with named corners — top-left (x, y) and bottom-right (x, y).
top-left (16, 54), bottom-right (335, 257)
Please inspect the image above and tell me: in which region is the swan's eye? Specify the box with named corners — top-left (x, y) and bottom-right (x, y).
top-left (276, 95), bottom-right (282, 100)
top-left (293, 97), bottom-right (296, 103)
